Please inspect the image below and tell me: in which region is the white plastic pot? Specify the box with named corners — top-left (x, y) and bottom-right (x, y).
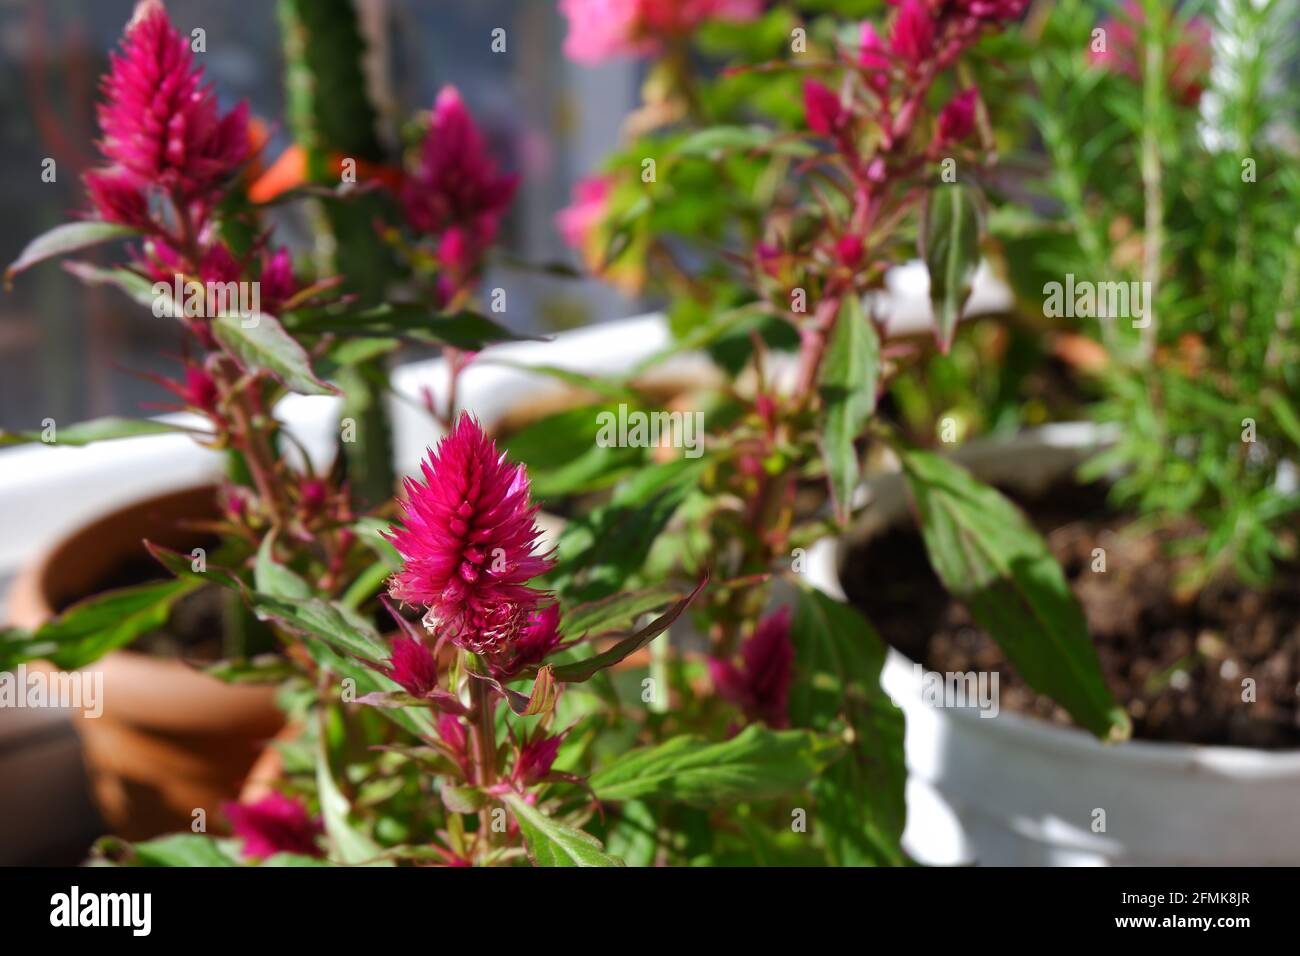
top-left (805, 423), bottom-right (1300, 866)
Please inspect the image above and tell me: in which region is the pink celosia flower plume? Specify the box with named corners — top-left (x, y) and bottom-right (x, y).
top-left (511, 727), bottom-right (569, 788)
top-left (709, 606), bottom-right (794, 728)
top-left (1090, 0), bottom-right (1212, 107)
top-left (936, 87), bottom-right (978, 143)
top-left (560, 0), bottom-right (763, 64)
top-left (402, 86), bottom-right (518, 298)
top-left (486, 603), bottom-right (564, 678)
top-left (385, 415), bottom-right (553, 658)
top-left (223, 792), bottom-right (323, 860)
top-left (377, 636), bottom-right (441, 698)
top-left (556, 175), bottom-right (613, 252)
top-left (890, 0), bottom-right (935, 68)
top-left (90, 0), bottom-right (247, 218)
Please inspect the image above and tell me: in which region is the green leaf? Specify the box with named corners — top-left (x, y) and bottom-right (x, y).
top-left (62, 261), bottom-right (162, 309)
top-left (589, 724), bottom-right (838, 805)
top-left (0, 416), bottom-right (193, 448)
top-left (291, 304), bottom-right (534, 350)
top-left (504, 793), bottom-right (624, 867)
top-left (351, 517), bottom-right (401, 571)
top-left (671, 124), bottom-right (773, 157)
top-left (503, 402), bottom-right (647, 500)
top-left (1264, 389), bottom-right (1300, 450)
top-left (250, 592), bottom-right (388, 663)
top-left (3, 579), bottom-right (200, 672)
top-left (477, 359), bottom-right (641, 404)
top-left (258, 853), bottom-right (334, 867)
top-left (670, 125), bottom-right (815, 160)
top-left (471, 664), bottom-right (557, 716)
top-left (790, 588), bottom-right (906, 866)
top-left (551, 577), bottom-right (707, 683)
top-left (212, 311), bottom-right (337, 396)
top-left (254, 537), bottom-right (312, 599)
top-left (603, 800), bottom-right (659, 867)
top-left (921, 184), bottom-right (981, 353)
top-left (203, 654), bottom-right (297, 685)
top-left (96, 833), bottom-right (240, 867)
top-left (316, 737), bottom-right (387, 865)
top-left (560, 585), bottom-right (688, 639)
top-left (440, 782), bottom-right (486, 814)
top-left (900, 449), bottom-right (1130, 740)
top-left (249, 590), bottom-right (435, 738)
top-left (143, 542), bottom-right (248, 594)
top-left (818, 295), bottom-right (880, 522)
top-left (551, 457), bottom-right (706, 601)
top-left (5, 221), bottom-right (140, 288)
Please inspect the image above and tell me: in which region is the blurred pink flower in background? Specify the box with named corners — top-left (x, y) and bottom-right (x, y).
top-left (858, 22), bottom-right (892, 94)
top-left (1090, 0), bottom-right (1212, 106)
top-left (259, 247), bottom-right (300, 309)
top-left (560, 0), bottom-right (763, 63)
top-left (402, 86), bottom-right (518, 293)
top-left (709, 606), bottom-right (794, 728)
top-left (803, 79), bottom-right (849, 137)
top-left (93, 1), bottom-right (247, 208)
top-left (556, 175), bottom-right (613, 251)
top-left (84, 167), bottom-right (149, 227)
top-left (890, 0), bottom-right (935, 68)
top-left (224, 792), bottom-right (323, 860)
top-left (835, 233), bottom-right (865, 268)
top-left (936, 87), bottom-right (978, 143)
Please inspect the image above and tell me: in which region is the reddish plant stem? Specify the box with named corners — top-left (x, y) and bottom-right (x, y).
top-left (170, 190), bottom-right (289, 532)
top-left (794, 293), bottom-right (843, 404)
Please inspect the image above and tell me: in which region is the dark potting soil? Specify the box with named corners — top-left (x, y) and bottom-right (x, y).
top-left (54, 541), bottom-right (227, 660)
top-left (840, 480), bottom-right (1300, 749)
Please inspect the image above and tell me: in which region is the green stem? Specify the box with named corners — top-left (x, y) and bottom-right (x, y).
top-left (1139, 1), bottom-right (1164, 359)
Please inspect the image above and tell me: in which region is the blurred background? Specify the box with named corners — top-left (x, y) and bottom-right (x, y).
top-left (0, 0), bottom-right (645, 435)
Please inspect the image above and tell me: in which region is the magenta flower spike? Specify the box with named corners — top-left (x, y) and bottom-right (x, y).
top-left (84, 166), bottom-right (150, 227)
top-left (1089, 0), bottom-right (1212, 107)
top-left (559, 0), bottom-right (762, 64)
top-left (401, 86), bottom-right (518, 286)
top-left (379, 636), bottom-right (442, 698)
top-left (386, 415), bottom-right (553, 658)
top-left (936, 87), bottom-right (978, 144)
top-left (803, 79), bottom-right (848, 137)
top-left (512, 728), bottom-right (567, 788)
top-left (94, 1), bottom-right (247, 206)
top-left (858, 22), bottom-right (892, 95)
top-left (223, 792), bottom-right (323, 861)
top-left (487, 602), bottom-right (564, 679)
top-left (890, 0), bottom-right (935, 68)
top-left (556, 175), bottom-right (613, 250)
top-left (709, 606), bottom-right (795, 729)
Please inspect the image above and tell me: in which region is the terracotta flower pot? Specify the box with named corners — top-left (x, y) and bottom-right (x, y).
top-left (6, 485), bottom-right (284, 841)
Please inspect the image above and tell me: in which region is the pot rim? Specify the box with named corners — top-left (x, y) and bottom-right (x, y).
top-left (806, 421), bottom-right (1300, 774)
top-left (6, 483), bottom-right (219, 633)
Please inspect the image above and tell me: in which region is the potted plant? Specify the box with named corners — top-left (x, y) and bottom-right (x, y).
top-left (0, 0), bottom-right (1140, 869)
top-left (19, 0), bottom-right (1259, 869)
top-left (1, 0), bottom-right (525, 840)
top-left (809, 0), bottom-right (1300, 865)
